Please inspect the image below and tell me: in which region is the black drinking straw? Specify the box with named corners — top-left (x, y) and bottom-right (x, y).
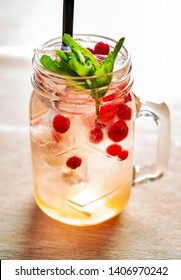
top-left (62, 0), bottom-right (74, 43)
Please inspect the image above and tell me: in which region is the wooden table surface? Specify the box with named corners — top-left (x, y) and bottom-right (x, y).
top-left (0, 0), bottom-right (181, 260)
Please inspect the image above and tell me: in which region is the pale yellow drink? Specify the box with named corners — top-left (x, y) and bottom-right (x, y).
top-left (30, 35), bottom-right (134, 226)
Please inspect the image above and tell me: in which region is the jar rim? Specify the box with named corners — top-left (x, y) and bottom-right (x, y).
top-left (33, 34), bottom-right (131, 81)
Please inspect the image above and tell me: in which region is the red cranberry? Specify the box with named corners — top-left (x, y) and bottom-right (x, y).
top-left (66, 156), bottom-right (82, 169)
top-left (52, 114), bottom-right (70, 133)
top-left (124, 92), bottom-right (132, 103)
top-left (106, 144), bottom-right (122, 156)
top-left (118, 149), bottom-right (129, 160)
top-left (89, 127), bottom-right (104, 144)
top-left (94, 42), bottom-right (110, 55)
top-left (117, 104), bottom-right (132, 121)
top-left (107, 120), bottom-right (128, 142)
top-left (99, 104), bottom-right (116, 123)
top-left (87, 47), bottom-right (95, 54)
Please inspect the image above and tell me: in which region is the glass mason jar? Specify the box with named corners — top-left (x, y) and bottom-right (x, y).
top-left (30, 35), bottom-right (170, 226)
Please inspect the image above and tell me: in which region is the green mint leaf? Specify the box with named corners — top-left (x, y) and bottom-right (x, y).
top-left (54, 59), bottom-right (79, 76)
top-left (91, 89), bottom-right (107, 99)
top-left (76, 49), bottom-right (86, 64)
top-left (40, 36), bottom-right (125, 117)
top-left (68, 58), bottom-right (92, 76)
top-left (97, 37), bottom-right (125, 74)
top-left (40, 55), bottom-right (61, 73)
top-left (40, 55), bottom-right (78, 76)
top-left (65, 51), bottom-right (76, 60)
top-left (93, 37), bottom-right (125, 87)
top-left (40, 36), bottom-right (125, 104)
top-left (63, 34), bottom-right (100, 70)
top-left (59, 51), bottom-right (93, 76)
top-left (56, 50), bottom-right (68, 61)
top-left (110, 37), bottom-right (125, 61)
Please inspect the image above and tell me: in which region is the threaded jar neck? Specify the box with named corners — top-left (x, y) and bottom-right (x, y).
top-left (31, 34), bottom-right (133, 107)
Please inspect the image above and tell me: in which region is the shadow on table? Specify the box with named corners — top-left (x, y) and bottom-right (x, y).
top-left (23, 202), bottom-right (123, 259)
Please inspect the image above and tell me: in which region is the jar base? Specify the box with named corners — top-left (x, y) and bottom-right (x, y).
top-left (34, 186), bottom-right (131, 226)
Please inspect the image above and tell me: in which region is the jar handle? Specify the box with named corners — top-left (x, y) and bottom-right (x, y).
top-left (133, 95), bottom-right (170, 184)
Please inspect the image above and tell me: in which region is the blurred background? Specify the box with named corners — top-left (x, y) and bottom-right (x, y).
top-left (1, 0), bottom-right (180, 101)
